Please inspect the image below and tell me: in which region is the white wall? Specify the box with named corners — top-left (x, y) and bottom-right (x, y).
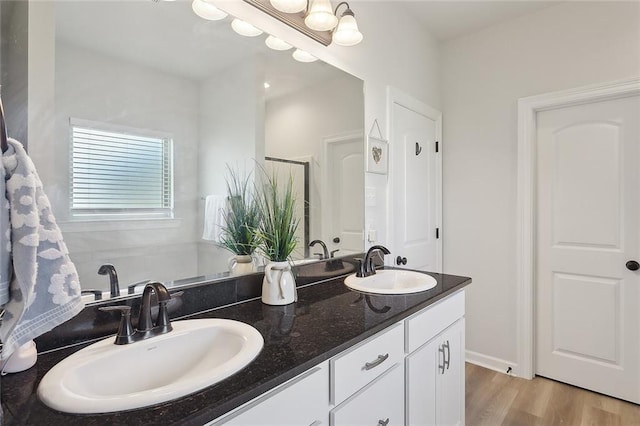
top-left (197, 58), bottom-right (265, 274)
top-left (265, 74), bottom-right (362, 159)
top-left (265, 74), bottom-right (364, 251)
top-left (442, 1), bottom-right (640, 373)
top-left (45, 42), bottom-right (201, 290)
top-left (213, 0), bottom-right (442, 250)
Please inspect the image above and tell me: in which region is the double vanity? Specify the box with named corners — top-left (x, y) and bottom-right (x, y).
top-left (1, 256), bottom-right (470, 425)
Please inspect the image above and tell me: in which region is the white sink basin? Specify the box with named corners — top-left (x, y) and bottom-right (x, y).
top-left (38, 318), bottom-right (264, 414)
top-left (344, 269), bottom-right (438, 294)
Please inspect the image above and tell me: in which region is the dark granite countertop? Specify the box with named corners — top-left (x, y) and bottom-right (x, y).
top-left (1, 269), bottom-right (470, 425)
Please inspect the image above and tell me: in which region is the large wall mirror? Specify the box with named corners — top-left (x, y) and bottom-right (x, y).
top-left (17, 1), bottom-right (364, 301)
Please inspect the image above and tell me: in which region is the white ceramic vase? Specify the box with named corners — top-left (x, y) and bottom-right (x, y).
top-left (228, 255), bottom-right (255, 276)
top-left (262, 261), bottom-right (297, 305)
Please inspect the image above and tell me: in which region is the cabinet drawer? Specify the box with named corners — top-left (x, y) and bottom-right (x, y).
top-left (331, 322), bottom-right (404, 405)
top-left (216, 364), bottom-right (328, 425)
top-left (406, 290), bottom-right (465, 353)
top-left (331, 363), bottom-right (404, 426)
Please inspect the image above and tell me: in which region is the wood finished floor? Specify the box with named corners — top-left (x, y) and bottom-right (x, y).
top-left (465, 363), bottom-right (640, 426)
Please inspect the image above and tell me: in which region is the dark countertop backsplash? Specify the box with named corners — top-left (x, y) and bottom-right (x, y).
top-left (1, 254), bottom-right (471, 425)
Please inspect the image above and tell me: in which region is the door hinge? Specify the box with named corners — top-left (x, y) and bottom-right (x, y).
top-left (435, 141), bottom-right (439, 153)
top-left (436, 228), bottom-right (440, 239)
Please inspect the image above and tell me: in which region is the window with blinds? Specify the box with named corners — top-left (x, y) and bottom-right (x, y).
top-left (70, 122), bottom-right (173, 218)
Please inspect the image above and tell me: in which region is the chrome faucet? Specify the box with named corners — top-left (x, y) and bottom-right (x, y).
top-left (356, 245), bottom-right (391, 277)
top-left (309, 239), bottom-right (329, 260)
top-left (99, 282), bottom-right (174, 345)
top-left (98, 264), bottom-right (120, 298)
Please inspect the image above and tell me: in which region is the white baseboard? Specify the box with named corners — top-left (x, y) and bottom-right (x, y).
top-left (465, 350), bottom-right (520, 377)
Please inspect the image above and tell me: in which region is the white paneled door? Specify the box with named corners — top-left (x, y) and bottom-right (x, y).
top-left (536, 94), bottom-right (640, 403)
top-left (325, 135), bottom-right (364, 255)
top-left (389, 92), bottom-right (441, 272)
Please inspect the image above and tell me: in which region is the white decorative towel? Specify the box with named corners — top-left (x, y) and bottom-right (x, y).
top-left (0, 156), bottom-right (10, 306)
top-left (0, 139), bottom-right (84, 361)
top-left (202, 195), bottom-right (227, 242)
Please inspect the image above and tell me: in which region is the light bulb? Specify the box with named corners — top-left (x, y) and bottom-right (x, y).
top-left (191, 0), bottom-right (227, 21)
top-left (304, 0), bottom-right (338, 31)
top-left (270, 0), bottom-right (307, 14)
top-left (333, 14), bottom-right (362, 46)
top-left (292, 49), bottom-right (318, 63)
top-left (231, 19), bottom-right (263, 37)
top-left (265, 35), bottom-right (293, 51)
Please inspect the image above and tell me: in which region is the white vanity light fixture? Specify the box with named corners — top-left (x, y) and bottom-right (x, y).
top-left (265, 35), bottom-right (293, 51)
top-left (191, 0), bottom-right (228, 20)
top-left (304, 0), bottom-right (338, 31)
top-left (231, 18), bottom-right (264, 37)
top-left (331, 2), bottom-right (362, 46)
top-left (270, 0), bottom-right (306, 14)
top-left (292, 48), bottom-right (318, 62)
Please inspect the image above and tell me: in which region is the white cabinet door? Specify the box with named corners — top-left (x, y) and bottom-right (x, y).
top-left (217, 365), bottom-right (328, 426)
top-left (331, 363), bottom-right (404, 426)
top-left (406, 338), bottom-right (438, 425)
top-left (406, 319), bottom-right (465, 426)
top-left (436, 319), bottom-right (465, 426)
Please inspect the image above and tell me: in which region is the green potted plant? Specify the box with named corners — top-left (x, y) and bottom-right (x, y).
top-left (219, 166), bottom-right (262, 276)
top-left (255, 170), bottom-right (299, 305)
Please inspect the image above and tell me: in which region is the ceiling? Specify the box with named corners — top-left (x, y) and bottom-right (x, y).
top-left (54, 1), bottom-right (346, 100)
top-left (53, 0), bottom-right (566, 98)
top-left (400, 1), bottom-right (562, 41)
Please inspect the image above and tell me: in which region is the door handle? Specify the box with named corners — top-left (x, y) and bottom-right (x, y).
top-left (396, 256), bottom-right (407, 266)
top-left (415, 142), bottom-right (422, 156)
top-left (626, 260), bottom-right (639, 271)
top-left (378, 418), bottom-right (390, 426)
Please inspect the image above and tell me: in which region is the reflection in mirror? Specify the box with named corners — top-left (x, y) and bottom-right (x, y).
top-left (24, 1), bottom-right (364, 302)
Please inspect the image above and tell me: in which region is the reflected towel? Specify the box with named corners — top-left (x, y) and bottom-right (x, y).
top-left (202, 195), bottom-right (227, 242)
top-left (0, 157), bottom-right (10, 306)
top-left (0, 139), bottom-right (84, 360)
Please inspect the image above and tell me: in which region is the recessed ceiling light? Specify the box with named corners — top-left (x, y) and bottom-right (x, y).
top-left (231, 19), bottom-right (263, 37)
top-left (265, 35), bottom-right (293, 51)
top-left (264, 82), bottom-right (271, 89)
top-left (292, 49), bottom-right (318, 63)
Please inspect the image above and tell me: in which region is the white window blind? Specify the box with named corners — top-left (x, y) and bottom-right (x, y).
top-left (70, 123), bottom-right (173, 217)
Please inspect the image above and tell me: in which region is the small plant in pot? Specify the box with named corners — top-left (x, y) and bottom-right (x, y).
top-left (255, 170), bottom-right (299, 305)
top-left (219, 166), bottom-right (262, 276)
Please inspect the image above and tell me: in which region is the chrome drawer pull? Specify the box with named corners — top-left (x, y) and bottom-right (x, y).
top-left (378, 418), bottom-right (390, 426)
top-left (364, 353), bottom-right (389, 370)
